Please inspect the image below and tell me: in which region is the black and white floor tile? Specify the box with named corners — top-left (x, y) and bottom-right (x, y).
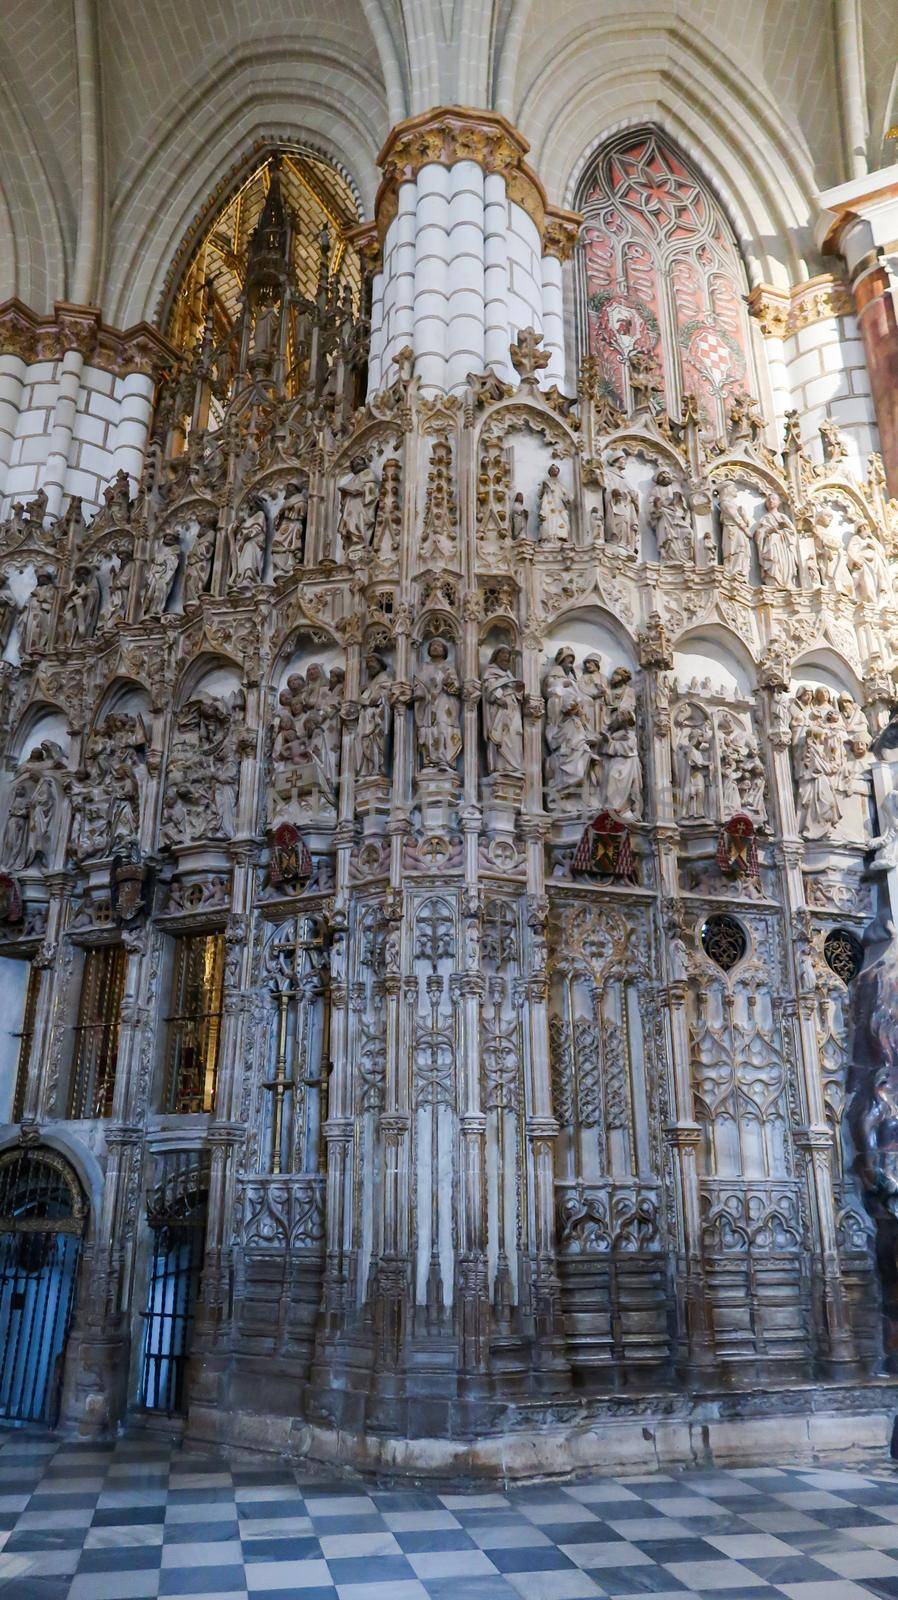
top-left (3, 1429), bottom-right (898, 1600)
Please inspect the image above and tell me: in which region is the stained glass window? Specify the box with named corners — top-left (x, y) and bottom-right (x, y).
top-left (578, 128), bottom-right (756, 432)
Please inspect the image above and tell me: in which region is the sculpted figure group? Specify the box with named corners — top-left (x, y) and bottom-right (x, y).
top-left (788, 684), bottom-right (870, 839)
top-left (541, 647), bottom-right (642, 818)
top-left (675, 708), bottom-right (767, 825)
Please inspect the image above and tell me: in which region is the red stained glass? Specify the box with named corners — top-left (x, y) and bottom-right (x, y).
top-left (580, 128), bottom-right (752, 428)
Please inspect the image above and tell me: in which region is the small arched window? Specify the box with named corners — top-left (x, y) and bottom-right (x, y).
top-left (577, 128), bottom-right (757, 433)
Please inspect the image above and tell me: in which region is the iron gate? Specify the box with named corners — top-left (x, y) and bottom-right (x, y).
top-left (0, 1145), bottom-right (87, 1425)
top-left (139, 1160), bottom-right (207, 1415)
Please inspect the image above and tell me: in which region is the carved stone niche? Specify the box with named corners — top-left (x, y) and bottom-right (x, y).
top-left (787, 667), bottom-right (872, 850)
top-left (412, 631), bottom-right (463, 829)
top-left (268, 634), bottom-right (346, 835)
top-left (1, 710), bottom-right (70, 889)
top-left (70, 682), bottom-right (151, 882)
top-left (160, 666), bottom-right (244, 867)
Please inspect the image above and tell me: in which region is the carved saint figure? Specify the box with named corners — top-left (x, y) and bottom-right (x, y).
top-left (579, 655), bottom-right (608, 738)
top-left (413, 639), bottom-right (462, 772)
top-left (510, 492), bottom-right (530, 541)
top-left (796, 710), bottom-right (842, 839)
top-left (542, 647), bottom-right (594, 807)
top-left (103, 546), bottom-right (134, 624)
top-left (755, 492), bottom-right (799, 589)
top-left (847, 524), bottom-right (892, 605)
top-left (272, 481), bottom-right (308, 578)
top-left (6, 745), bottom-right (62, 870)
top-left (230, 499), bottom-right (267, 588)
top-left (337, 456), bottom-right (378, 554)
top-left (678, 722), bottom-right (712, 819)
top-left (603, 452), bottom-right (639, 553)
top-left (183, 524), bottom-right (215, 607)
top-left (814, 508), bottom-right (854, 599)
top-left (603, 668), bottom-right (642, 818)
top-left (649, 468), bottom-right (693, 563)
top-left (481, 646), bottom-right (524, 776)
top-left (356, 651), bottom-right (392, 780)
top-left (143, 538), bottom-right (180, 616)
top-left (718, 483), bottom-right (752, 581)
top-left (62, 564), bottom-right (100, 648)
top-left (538, 463), bottom-right (571, 546)
top-left (18, 570), bottom-right (56, 656)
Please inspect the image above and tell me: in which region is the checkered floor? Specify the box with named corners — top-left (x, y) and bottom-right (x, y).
top-left (4, 1430), bottom-right (898, 1600)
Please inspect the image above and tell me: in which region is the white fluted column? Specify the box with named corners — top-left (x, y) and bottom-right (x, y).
top-left (446, 161), bottom-right (485, 393)
top-left (368, 270), bottom-right (385, 392)
top-left (0, 355), bottom-right (26, 485)
top-left (112, 371), bottom-right (155, 491)
top-left (43, 348), bottom-right (85, 519)
top-left (412, 164), bottom-right (451, 392)
top-left (540, 253), bottom-right (565, 385)
top-left (484, 173), bottom-right (510, 379)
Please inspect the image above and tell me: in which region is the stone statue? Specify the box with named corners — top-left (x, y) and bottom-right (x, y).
top-left (62, 564), bottom-right (100, 649)
top-left (272, 481), bottom-right (308, 578)
top-left (649, 469), bottom-right (693, 563)
top-left (847, 524), bottom-right (892, 605)
top-left (183, 524), bottom-right (215, 607)
top-left (838, 693), bottom-right (871, 762)
top-left (602, 673), bottom-right (642, 818)
top-left (755, 492), bottom-right (799, 589)
top-left (162, 694), bottom-right (241, 845)
top-left (718, 483), bottom-right (752, 580)
top-left (103, 546), bottom-right (134, 624)
top-left (579, 655), bottom-right (608, 738)
top-left (72, 713), bottom-right (147, 858)
top-left (542, 647), bottom-right (594, 808)
top-left (337, 456), bottom-right (378, 554)
top-left (677, 721), bottom-right (712, 819)
top-left (18, 570), bottom-right (56, 657)
top-left (603, 453), bottom-right (639, 553)
top-left (510, 493), bottom-right (530, 541)
top-left (143, 538), bottom-right (180, 616)
top-left (814, 508), bottom-right (854, 600)
top-left (796, 709), bottom-right (842, 838)
top-left (481, 646), bottom-right (524, 776)
top-left (356, 651), bottom-right (392, 779)
top-left (538, 464), bottom-right (571, 546)
top-left (413, 639), bottom-right (462, 772)
top-left (230, 498), bottom-right (268, 587)
top-left (8, 744), bottom-right (63, 869)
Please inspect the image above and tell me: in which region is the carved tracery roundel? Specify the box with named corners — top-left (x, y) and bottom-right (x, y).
top-left (823, 927), bottom-right (863, 985)
top-left (700, 913), bottom-right (747, 972)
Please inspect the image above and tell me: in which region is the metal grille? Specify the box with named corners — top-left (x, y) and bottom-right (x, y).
top-left (0, 1147), bottom-right (86, 1425)
top-left (824, 927), bottom-right (864, 984)
top-left (164, 933), bottom-right (225, 1114)
top-left (139, 1162), bottom-right (207, 1415)
top-left (701, 914), bottom-right (747, 972)
top-left (11, 963), bottom-right (42, 1123)
top-left (68, 946), bottom-right (127, 1118)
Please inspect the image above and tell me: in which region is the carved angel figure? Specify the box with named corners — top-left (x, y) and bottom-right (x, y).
top-left (603, 453), bottom-right (639, 553)
top-left (356, 651), bottom-right (392, 780)
top-left (538, 464), bottom-right (571, 546)
top-left (337, 456), bottom-right (378, 554)
top-left (755, 492), bottom-right (799, 589)
top-left (649, 469), bottom-right (693, 563)
top-left (413, 639), bottom-right (462, 772)
top-left (481, 646), bottom-right (524, 776)
top-left (718, 483), bottom-right (752, 581)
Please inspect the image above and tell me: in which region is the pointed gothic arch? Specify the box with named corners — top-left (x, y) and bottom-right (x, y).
top-left (575, 126), bottom-right (761, 434)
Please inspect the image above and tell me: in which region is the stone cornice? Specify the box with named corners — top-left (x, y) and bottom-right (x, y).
top-left (747, 275), bottom-right (854, 339)
top-left (368, 106), bottom-right (581, 261)
top-left (0, 298), bottom-right (178, 378)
